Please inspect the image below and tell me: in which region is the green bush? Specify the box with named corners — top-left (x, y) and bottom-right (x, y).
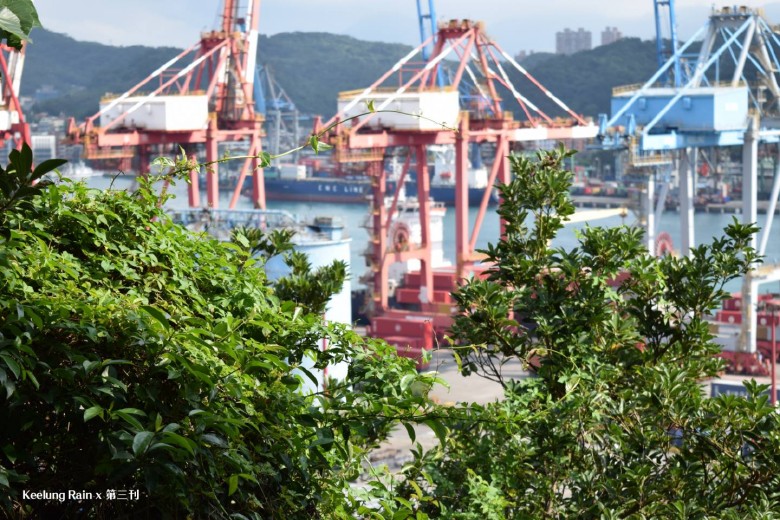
top-left (396, 147), bottom-right (780, 518)
top-left (0, 147), bottom-right (437, 518)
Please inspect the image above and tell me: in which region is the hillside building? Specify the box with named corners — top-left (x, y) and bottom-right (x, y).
top-left (601, 26), bottom-right (623, 46)
top-left (556, 28), bottom-right (592, 55)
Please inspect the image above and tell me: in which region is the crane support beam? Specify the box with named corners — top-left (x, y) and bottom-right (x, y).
top-left (69, 0), bottom-right (265, 210)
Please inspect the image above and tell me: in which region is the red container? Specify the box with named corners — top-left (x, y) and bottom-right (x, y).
top-left (395, 288), bottom-right (421, 304)
top-left (383, 335), bottom-right (433, 370)
top-left (403, 271), bottom-right (458, 291)
top-left (395, 288), bottom-right (453, 305)
top-left (371, 316), bottom-right (433, 346)
top-left (384, 335), bottom-right (431, 351)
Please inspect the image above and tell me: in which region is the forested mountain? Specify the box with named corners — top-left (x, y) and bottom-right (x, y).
top-left (23, 30), bottom-right (182, 119)
top-left (22, 29), bottom-right (658, 122)
top-left (23, 29), bottom-right (414, 120)
top-left (257, 32), bottom-right (413, 117)
top-left (506, 38), bottom-right (658, 120)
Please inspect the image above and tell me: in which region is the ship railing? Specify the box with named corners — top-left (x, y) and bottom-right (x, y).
top-left (169, 208), bottom-right (299, 238)
top-left (612, 80), bottom-right (747, 96)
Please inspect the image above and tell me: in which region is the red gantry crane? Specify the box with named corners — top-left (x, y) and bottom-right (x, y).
top-left (0, 39), bottom-right (30, 150)
top-left (317, 19), bottom-right (598, 365)
top-left (66, 0), bottom-right (264, 209)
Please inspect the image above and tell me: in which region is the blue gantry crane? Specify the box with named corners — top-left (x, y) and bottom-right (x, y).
top-left (416, 0), bottom-right (445, 87)
top-left (254, 65), bottom-right (302, 163)
top-left (600, 2), bottom-right (780, 354)
top-left (654, 0), bottom-right (683, 87)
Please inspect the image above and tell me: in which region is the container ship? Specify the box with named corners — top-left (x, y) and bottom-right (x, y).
top-left (403, 145), bottom-right (499, 206)
top-left (205, 162), bottom-right (401, 204)
top-left (263, 156), bottom-right (495, 206)
top-left (213, 150), bottom-right (498, 206)
top-left (405, 171), bottom-right (498, 206)
top-left (264, 164), bottom-right (399, 204)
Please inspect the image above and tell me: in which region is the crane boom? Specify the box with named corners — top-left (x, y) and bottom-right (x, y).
top-left (654, 0), bottom-right (682, 86)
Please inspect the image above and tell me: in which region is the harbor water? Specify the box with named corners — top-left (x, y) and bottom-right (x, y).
top-left (86, 174), bottom-right (780, 294)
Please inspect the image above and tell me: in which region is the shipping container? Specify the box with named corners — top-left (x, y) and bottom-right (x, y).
top-left (337, 89), bottom-right (460, 131)
top-left (99, 94), bottom-right (208, 131)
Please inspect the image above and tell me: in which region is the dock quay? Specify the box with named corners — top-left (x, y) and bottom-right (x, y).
top-left (699, 200), bottom-right (780, 214)
top-left (570, 195), bottom-right (630, 209)
top-left (367, 349), bottom-right (780, 473)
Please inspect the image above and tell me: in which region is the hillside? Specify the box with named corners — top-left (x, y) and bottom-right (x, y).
top-left (22, 29), bottom-right (659, 122)
top-left (506, 38), bottom-right (659, 120)
top-left (257, 32), bottom-right (413, 117)
top-left (23, 30), bottom-right (182, 119)
top-left (23, 29), bottom-right (414, 120)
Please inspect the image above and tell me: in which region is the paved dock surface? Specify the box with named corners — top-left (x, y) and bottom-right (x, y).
top-left (368, 349), bottom-right (527, 471)
top-left (366, 349), bottom-right (779, 472)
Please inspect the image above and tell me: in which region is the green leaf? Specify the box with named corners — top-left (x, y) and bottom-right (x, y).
top-left (393, 509), bottom-right (410, 520)
top-left (132, 431), bottom-right (154, 456)
top-left (148, 442), bottom-right (173, 453)
top-left (0, 368), bottom-right (12, 398)
top-left (83, 406), bottom-right (103, 422)
top-left (200, 433), bottom-right (228, 448)
top-left (297, 366), bottom-right (319, 387)
top-left (233, 232), bottom-right (250, 248)
top-left (0, 352), bottom-right (20, 379)
top-left (367, 99), bottom-right (376, 112)
top-left (9, 142), bottom-right (33, 177)
top-left (140, 305), bottom-right (172, 331)
top-left (228, 474), bottom-right (238, 496)
top-left (0, 8), bottom-right (24, 46)
top-left (161, 432), bottom-right (196, 456)
top-left (403, 422), bottom-right (416, 443)
top-left (2, 443), bottom-right (18, 463)
top-left (308, 135), bottom-right (320, 154)
top-left (117, 407), bottom-right (146, 417)
top-left (310, 427), bottom-right (335, 450)
top-left (400, 373), bottom-right (416, 392)
top-left (424, 419), bottom-right (447, 445)
top-left (114, 411), bottom-right (143, 431)
top-left (0, 0), bottom-right (40, 38)
top-left (309, 436), bottom-right (334, 448)
top-left (33, 159), bottom-right (68, 180)
top-left (259, 151), bottom-right (272, 168)
top-left (408, 479), bottom-right (424, 499)
top-left (22, 305), bottom-right (42, 328)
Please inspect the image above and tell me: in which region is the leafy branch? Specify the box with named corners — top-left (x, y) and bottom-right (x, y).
top-left (0, 0), bottom-right (40, 50)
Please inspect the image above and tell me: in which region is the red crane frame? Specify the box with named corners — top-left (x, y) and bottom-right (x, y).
top-left (66, 0), bottom-right (264, 209)
top-left (319, 20), bottom-right (598, 358)
top-left (0, 42), bottom-right (30, 150)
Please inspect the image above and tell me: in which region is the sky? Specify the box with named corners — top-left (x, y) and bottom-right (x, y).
top-left (32, 1), bottom-right (780, 54)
